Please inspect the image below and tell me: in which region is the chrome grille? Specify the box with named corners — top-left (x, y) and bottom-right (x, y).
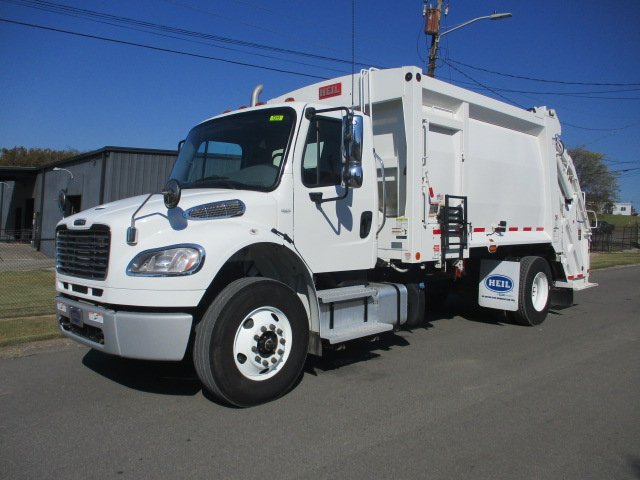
top-left (56, 225), bottom-right (110, 280)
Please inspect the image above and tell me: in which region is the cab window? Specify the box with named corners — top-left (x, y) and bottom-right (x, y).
top-left (302, 118), bottom-right (342, 187)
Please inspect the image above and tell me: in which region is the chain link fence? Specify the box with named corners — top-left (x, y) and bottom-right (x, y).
top-left (0, 242), bottom-right (56, 320)
top-left (591, 224), bottom-right (640, 252)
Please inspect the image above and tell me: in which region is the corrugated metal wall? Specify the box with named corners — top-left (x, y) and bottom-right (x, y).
top-left (38, 152), bottom-right (105, 256)
top-left (103, 151), bottom-right (176, 203)
top-left (35, 148), bottom-right (176, 256)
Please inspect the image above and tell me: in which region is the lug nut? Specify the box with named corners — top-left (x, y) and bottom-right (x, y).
top-left (262, 360), bottom-right (269, 367)
top-left (271, 357), bottom-right (277, 364)
top-left (261, 326), bottom-right (267, 332)
top-left (277, 349), bottom-right (284, 355)
top-left (254, 335), bottom-right (260, 341)
top-left (279, 338), bottom-right (286, 345)
top-left (276, 328), bottom-right (283, 335)
top-left (269, 324), bottom-right (276, 330)
top-left (251, 346), bottom-right (257, 353)
top-left (255, 356), bottom-right (261, 363)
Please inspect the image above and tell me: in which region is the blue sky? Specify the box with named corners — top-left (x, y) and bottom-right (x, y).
top-left (1, 0), bottom-right (639, 209)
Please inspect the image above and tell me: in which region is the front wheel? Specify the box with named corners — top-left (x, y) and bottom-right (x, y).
top-left (194, 278), bottom-right (309, 407)
top-left (510, 256), bottom-right (552, 326)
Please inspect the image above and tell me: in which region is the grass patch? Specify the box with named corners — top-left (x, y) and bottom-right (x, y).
top-left (0, 270), bottom-right (56, 319)
top-left (0, 315), bottom-right (60, 347)
top-left (590, 251), bottom-right (640, 270)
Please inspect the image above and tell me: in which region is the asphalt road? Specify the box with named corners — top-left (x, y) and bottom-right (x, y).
top-left (1, 267), bottom-right (639, 480)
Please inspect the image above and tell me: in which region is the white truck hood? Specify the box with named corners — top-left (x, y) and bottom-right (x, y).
top-left (59, 189), bottom-right (279, 239)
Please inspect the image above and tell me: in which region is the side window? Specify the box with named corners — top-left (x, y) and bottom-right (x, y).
top-left (302, 118), bottom-right (342, 187)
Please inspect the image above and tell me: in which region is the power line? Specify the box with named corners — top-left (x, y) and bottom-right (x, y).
top-left (0, 17), bottom-right (328, 79)
top-left (446, 79), bottom-right (640, 97)
top-left (44, 13), bottom-right (352, 75)
top-left (441, 59), bottom-right (525, 108)
top-left (160, 0), bottom-right (383, 66)
top-left (447, 58), bottom-right (640, 87)
top-left (3, 0), bottom-right (350, 74)
top-left (2, 0), bottom-right (378, 69)
top-left (611, 167), bottom-right (640, 173)
top-left (440, 62), bottom-right (640, 133)
top-left (562, 121), bottom-right (640, 132)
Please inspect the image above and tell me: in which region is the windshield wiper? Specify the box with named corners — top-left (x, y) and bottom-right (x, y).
top-left (186, 176), bottom-right (245, 189)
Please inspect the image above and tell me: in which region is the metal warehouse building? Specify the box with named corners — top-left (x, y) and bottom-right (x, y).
top-left (0, 147), bottom-right (177, 257)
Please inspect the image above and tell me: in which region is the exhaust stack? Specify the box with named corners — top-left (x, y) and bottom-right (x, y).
top-left (250, 84), bottom-right (264, 107)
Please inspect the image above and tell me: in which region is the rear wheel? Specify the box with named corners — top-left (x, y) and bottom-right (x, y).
top-left (194, 277), bottom-right (309, 407)
top-left (426, 287), bottom-right (450, 312)
top-left (510, 256), bottom-right (552, 326)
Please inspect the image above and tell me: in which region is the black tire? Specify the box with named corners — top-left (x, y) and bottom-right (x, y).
top-left (426, 287), bottom-right (450, 312)
top-left (510, 256), bottom-right (552, 326)
top-left (404, 283), bottom-right (426, 328)
top-left (193, 277), bottom-right (309, 407)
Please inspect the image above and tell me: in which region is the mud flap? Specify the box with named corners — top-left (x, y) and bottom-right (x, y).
top-left (550, 287), bottom-right (574, 309)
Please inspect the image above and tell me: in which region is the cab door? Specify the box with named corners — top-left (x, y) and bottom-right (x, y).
top-left (292, 113), bottom-right (376, 273)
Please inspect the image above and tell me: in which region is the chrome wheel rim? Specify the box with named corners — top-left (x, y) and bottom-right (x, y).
top-left (232, 306), bottom-right (292, 381)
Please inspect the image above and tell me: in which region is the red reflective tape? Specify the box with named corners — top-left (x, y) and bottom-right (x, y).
top-left (473, 227), bottom-right (485, 233)
top-left (509, 227), bottom-right (518, 232)
top-left (523, 227), bottom-right (532, 232)
top-left (433, 229), bottom-right (441, 235)
top-left (567, 275), bottom-right (574, 280)
top-left (428, 187), bottom-right (434, 198)
top-left (577, 274), bottom-right (584, 279)
top-left (536, 227), bottom-right (544, 231)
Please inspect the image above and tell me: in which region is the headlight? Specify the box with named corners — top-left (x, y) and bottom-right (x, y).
top-left (127, 245), bottom-right (204, 276)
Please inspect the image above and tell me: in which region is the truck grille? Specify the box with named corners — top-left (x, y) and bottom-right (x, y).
top-left (56, 225), bottom-right (111, 280)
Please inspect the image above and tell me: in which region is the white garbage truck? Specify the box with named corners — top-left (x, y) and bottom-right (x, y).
top-left (55, 66), bottom-right (595, 406)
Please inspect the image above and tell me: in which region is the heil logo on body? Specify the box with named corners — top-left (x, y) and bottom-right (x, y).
top-left (485, 274), bottom-right (514, 294)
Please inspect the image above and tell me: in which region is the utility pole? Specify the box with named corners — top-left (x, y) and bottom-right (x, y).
top-left (424, 3), bottom-right (512, 78)
top-left (425, 0), bottom-right (444, 78)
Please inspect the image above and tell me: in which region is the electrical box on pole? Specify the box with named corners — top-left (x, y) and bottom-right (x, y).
top-left (425, 7), bottom-right (441, 35)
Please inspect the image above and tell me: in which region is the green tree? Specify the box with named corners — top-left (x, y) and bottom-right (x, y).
top-left (568, 146), bottom-right (618, 213)
top-left (0, 146), bottom-right (79, 167)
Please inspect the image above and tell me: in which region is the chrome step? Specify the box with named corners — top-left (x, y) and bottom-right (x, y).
top-left (322, 322), bottom-right (393, 344)
top-left (317, 285), bottom-right (376, 303)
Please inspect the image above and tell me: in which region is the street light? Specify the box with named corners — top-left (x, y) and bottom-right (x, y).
top-left (53, 167), bottom-right (74, 180)
top-left (427, 11), bottom-right (512, 77)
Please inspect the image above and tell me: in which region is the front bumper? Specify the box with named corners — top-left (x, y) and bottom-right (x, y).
top-left (55, 296), bottom-right (193, 361)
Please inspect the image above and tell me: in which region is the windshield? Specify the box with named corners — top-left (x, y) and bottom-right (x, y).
top-left (170, 107), bottom-right (296, 190)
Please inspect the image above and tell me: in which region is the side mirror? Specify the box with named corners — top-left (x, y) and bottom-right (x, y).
top-left (58, 189), bottom-right (67, 216)
top-left (162, 179), bottom-right (181, 209)
top-left (342, 111), bottom-right (363, 164)
top-left (178, 140), bottom-right (185, 153)
top-left (343, 161), bottom-right (363, 188)
top-left (342, 112), bottom-right (363, 188)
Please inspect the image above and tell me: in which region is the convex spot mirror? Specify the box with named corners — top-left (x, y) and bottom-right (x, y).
top-left (58, 189), bottom-right (67, 215)
top-left (341, 112), bottom-right (364, 188)
top-left (163, 179), bottom-right (181, 209)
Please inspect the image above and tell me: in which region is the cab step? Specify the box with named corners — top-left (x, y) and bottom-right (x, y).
top-left (317, 283), bottom-right (407, 344)
top-left (322, 322), bottom-right (393, 344)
